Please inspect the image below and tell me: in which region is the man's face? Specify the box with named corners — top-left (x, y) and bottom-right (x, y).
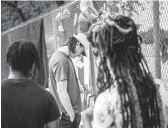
top-left (75, 42), bottom-right (85, 57)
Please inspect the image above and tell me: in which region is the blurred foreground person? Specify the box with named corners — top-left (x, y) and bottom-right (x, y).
top-left (2, 40), bottom-right (60, 128)
top-left (82, 15), bottom-right (167, 128)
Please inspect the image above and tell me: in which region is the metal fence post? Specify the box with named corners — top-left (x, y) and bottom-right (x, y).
top-left (153, 1), bottom-right (161, 79)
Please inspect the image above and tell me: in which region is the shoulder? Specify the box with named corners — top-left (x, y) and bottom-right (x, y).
top-left (1, 79), bottom-right (19, 88)
top-left (50, 51), bottom-right (68, 62)
top-left (37, 86), bottom-right (55, 100)
top-left (94, 87), bottom-right (119, 112)
top-left (1, 79), bottom-right (9, 86)
top-left (54, 59), bottom-right (69, 70)
top-left (36, 85), bottom-right (58, 106)
top-left (50, 55), bottom-right (69, 67)
top-left (58, 59), bottom-right (69, 64)
top-left (1, 79), bottom-right (11, 90)
top-left (36, 84), bottom-right (52, 95)
top-left (45, 89), bottom-right (55, 99)
top-left (93, 87), bottom-right (121, 128)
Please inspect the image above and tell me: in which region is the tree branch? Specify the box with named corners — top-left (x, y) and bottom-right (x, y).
top-left (56, 1), bottom-right (64, 6)
top-left (2, 1), bottom-right (26, 22)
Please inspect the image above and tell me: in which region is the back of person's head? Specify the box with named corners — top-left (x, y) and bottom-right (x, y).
top-left (87, 15), bottom-right (164, 127)
top-left (6, 40), bottom-right (40, 76)
top-left (88, 15), bottom-right (140, 57)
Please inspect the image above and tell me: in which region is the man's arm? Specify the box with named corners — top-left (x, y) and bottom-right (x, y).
top-left (57, 80), bottom-right (75, 122)
top-left (74, 59), bottom-right (89, 93)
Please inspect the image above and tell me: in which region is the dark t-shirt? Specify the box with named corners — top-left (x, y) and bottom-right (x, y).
top-left (1, 79), bottom-right (60, 128)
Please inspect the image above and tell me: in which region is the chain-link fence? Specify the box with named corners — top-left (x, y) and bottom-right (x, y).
top-left (2, 1), bottom-right (168, 82)
top-left (43, 1), bottom-right (168, 82)
top-left (131, 1), bottom-right (168, 81)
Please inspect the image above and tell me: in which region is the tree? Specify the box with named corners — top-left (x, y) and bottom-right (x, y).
top-left (92, 0), bottom-right (145, 19)
top-left (1, 1), bottom-right (66, 32)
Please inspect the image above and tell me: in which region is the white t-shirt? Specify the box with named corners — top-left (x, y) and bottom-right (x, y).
top-left (92, 79), bottom-right (168, 128)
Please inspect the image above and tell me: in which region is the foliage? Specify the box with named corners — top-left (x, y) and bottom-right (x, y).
top-left (93, 0), bottom-right (146, 20)
top-left (1, 1), bottom-right (65, 32)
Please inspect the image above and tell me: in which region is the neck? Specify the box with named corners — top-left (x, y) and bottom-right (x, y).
top-left (58, 46), bottom-right (76, 58)
top-left (8, 70), bottom-right (29, 80)
top-left (69, 52), bottom-right (76, 58)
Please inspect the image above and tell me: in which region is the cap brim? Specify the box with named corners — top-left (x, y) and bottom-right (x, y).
top-left (82, 52), bottom-right (86, 56)
top-left (73, 33), bottom-right (90, 57)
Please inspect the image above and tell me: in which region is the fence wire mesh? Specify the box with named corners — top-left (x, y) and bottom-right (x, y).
top-left (3, 1), bottom-right (167, 83)
top-left (132, 1), bottom-right (168, 81)
top-left (43, 1), bottom-right (168, 82)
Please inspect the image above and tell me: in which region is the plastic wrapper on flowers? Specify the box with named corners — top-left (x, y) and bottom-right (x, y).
top-left (80, 0), bottom-right (98, 23)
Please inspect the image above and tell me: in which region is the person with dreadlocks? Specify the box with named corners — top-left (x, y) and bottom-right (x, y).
top-left (81, 15), bottom-right (167, 128)
top-left (1, 40), bottom-right (60, 128)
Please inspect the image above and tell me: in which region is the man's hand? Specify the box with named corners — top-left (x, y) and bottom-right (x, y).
top-left (57, 80), bottom-right (75, 123)
top-left (70, 114), bottom-right (75, 122)
top-left (79, 83), bottom-right (90, 94)
top-left (82, 106), bottom-right (94, 121)
top-left (83, 86), bottom-right (90, 94)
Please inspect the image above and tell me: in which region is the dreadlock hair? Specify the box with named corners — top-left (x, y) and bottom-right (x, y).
top-left (87, 15), bottom-right (164, 128)
top-left (6, 40), bottom-right (40, 76)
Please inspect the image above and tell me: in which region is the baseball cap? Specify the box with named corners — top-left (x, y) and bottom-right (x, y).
top-left (73, 33), bottom-right (90, 56)
top-left (160, 38), bottom-right (168, 63)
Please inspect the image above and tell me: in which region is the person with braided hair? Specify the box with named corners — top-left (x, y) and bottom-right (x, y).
top-left (1, 40), bottom-right (60, 128)
top-left (81, 15), bottom-right (167, 128)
